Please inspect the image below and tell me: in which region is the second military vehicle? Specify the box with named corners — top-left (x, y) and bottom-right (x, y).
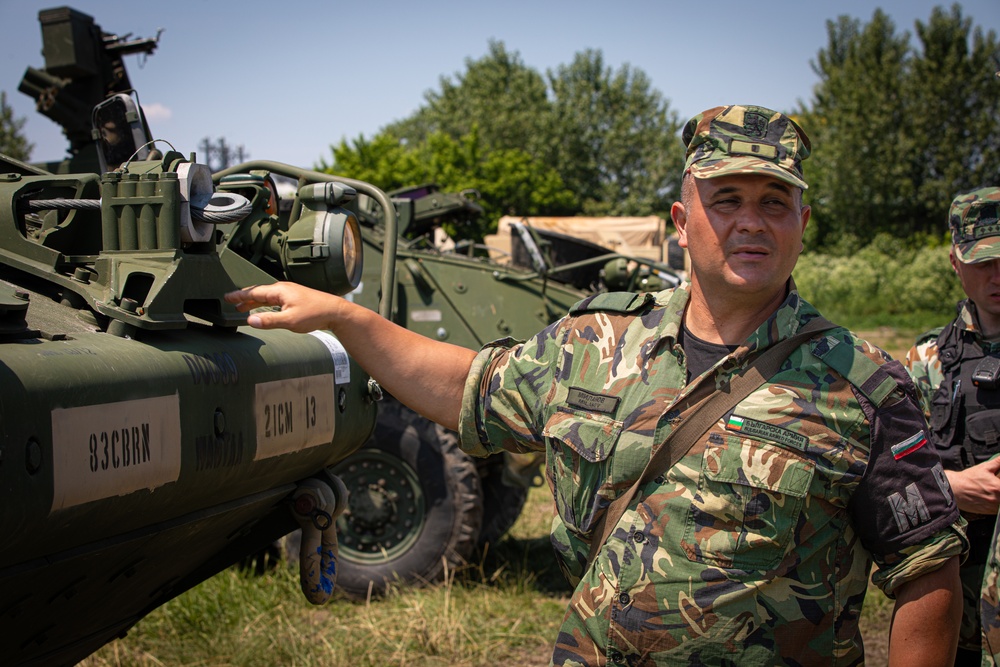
top-left (224, 180), bottom-right (683, 599)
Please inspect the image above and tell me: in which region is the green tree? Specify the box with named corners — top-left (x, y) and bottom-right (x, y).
top-left (385, 40), bottom-right (553, 161)
top-left (0, 92), bottom-right (33, 161)
top-left (800, 11), bottom-right (914, 250)
top-left (801, 5), bottom-right (1000, 251)
top-left (333, 42), bottom-right (684, 228)
top-left (547, 50), bottom-right (684, 216)
top-left (323, 128), bottom-right (574, 240)
top-left (905, 5), bottom-right (1000, 224)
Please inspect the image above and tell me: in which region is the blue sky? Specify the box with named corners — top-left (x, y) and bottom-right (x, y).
top-left (2, 0), bottom-right (998, 169)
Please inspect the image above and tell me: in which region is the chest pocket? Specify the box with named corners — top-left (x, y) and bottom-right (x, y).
top-left (542, 407), bottom-right (623, 537)
top-left (681, 430), bottom-right (815, 571)
top-left (968, 409), bottom-right (1000, 461)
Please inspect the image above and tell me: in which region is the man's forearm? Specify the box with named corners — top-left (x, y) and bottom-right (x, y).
top-left (887, 556), bottom-right (961, 666)
top-left (226, 282), bottom-right (477, 430)
top-left (328, 302), bottom-right (477, 430)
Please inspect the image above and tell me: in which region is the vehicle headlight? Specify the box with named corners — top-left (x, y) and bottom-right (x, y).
top-left (280, 182), bottom-right (363, 295)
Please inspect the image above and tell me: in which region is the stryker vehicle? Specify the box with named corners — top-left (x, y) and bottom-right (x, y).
top-left (11, 4), bottom-right (685, 604)
top-left (227, 179), bottom-right (682, 599)
top-left (2, 7), bottom-right (402, 665)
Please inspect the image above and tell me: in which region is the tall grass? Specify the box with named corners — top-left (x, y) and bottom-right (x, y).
top-left (80, 485), bottom-right (569, 667)
top-left (81, 482), bottom-right (901, 667)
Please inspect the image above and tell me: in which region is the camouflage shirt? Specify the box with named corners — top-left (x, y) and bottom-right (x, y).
top-left (460, 282), bottom-right (965, 666)
top-left (904, 300), bottom-right (1000, 422)
top-left (983, 518), bottom-right (1000, 666)
top-left (905, 300), bottom-right (1000, 654)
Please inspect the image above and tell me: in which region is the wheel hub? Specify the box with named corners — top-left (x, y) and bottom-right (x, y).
top-left (331, 448), bottom-right (425, 562)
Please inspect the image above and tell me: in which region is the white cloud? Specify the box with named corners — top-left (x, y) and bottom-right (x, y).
top-left (142, 103), bottom-right (173, 122)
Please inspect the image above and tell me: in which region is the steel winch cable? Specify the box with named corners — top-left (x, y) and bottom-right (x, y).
top-left (25, 192), bottom-right (253, 224)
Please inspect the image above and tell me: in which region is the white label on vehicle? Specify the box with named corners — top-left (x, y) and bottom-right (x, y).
top-left (344, 281), bottom-right (363, 302)
top-left (307, 331), bottom-right (350, 384)
top-left (50, 394), bottom-right (182, 512)
top-left (254, 374), bottom-right (335, 460)
top-left (411, 309), bottom-right (443, 323)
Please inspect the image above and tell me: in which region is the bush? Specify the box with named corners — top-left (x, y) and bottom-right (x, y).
top-left (793, 238), bottom-right (965, 330)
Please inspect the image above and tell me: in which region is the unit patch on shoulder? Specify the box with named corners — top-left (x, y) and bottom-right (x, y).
top-left (726, 414), bottom-right (808, 450)
top-left (891, 432), bottom-right (928, 460)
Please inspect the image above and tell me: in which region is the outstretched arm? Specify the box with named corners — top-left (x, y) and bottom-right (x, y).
top-left (225, 282), bottom-right (477, 430)
top-left (887, 556), bottom-right (961, 667)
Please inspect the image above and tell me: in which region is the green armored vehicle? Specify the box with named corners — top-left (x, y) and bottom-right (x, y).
top-left (12, 4), bottom-right (684, 605)
top-left (2, 7), bottom-right (402, 664)
top-left (230, 179), bottom-right (683, 599)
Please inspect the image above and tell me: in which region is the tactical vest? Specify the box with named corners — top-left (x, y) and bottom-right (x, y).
top-left (927, 312), bottom-right (1000, 472)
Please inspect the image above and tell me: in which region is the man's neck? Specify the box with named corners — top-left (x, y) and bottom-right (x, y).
top-left (972, 304), bottom-right (1000, 340)
top-left (684, 280), bottom-right (788, 345)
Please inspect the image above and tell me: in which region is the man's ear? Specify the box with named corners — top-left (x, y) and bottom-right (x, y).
top-left (798, 204), bottom-right (811, 252)
top-left (671, 201), bottom-right (688, 249)
top-left (949, 247), bottom-right (960, 275)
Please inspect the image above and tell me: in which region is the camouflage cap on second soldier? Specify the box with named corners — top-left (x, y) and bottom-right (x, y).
top-left (682, 105), bottom-right (811, 189)
top-left (950, 186), bottom-right (1000, 264)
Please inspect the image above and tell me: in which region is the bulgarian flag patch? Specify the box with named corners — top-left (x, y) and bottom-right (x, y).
top-left (892, 432), bottom-right (928, 460)
top-left (727, 415), bottom-right (745, 431)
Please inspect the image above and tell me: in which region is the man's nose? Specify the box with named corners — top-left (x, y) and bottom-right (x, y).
top-left (734, 207), bottom-right (766, 233)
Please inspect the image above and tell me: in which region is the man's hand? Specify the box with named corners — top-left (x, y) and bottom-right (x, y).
top-left (945, 455), bottom-right (1000, 516)
top-left (225, 281), bottom-right (476, 431)
top-left (888, 556), bottom-right (961, 667)
top-left (225, 282), bottom-right (344, 334)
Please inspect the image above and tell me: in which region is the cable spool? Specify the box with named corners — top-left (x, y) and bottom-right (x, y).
top-left (175, 162), bottom-right (215, 243)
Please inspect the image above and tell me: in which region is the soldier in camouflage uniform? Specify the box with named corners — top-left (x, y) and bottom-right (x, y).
top-left (227, 105), bottom-right (967, 666)
top-left (986, 523), bottom-right (1000, 665)
top-left (904, 187), bottom-right (1000, 666)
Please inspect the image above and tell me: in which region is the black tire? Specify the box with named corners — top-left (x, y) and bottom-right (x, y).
top-left (330, 398), bottom-right (483, 599)
top-left (476, 453), bottom-right (530, 547)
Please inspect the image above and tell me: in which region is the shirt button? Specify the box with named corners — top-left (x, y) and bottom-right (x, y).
top-left (609, 649), bottom-right (625, 664)
top-left (633, 531), bottom-right (645, 544)
top-left (618, 592), bottom-right (630, 605)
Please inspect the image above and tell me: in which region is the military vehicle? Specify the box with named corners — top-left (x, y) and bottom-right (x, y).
top-left (1, 7), bottom-right (404, 665)
top-left (243, 181), bottom-right (683, 599)
top-left (11, 5), bottom-right (685, 605)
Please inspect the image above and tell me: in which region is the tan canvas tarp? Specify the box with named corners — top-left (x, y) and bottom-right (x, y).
top-left (487, 215), bottom-right (668, 263)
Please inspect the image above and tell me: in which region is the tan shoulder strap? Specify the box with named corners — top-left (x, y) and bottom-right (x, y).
top-left (585, 316), bottom-right (836, 568)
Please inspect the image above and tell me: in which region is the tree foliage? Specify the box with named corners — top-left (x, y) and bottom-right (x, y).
top-left (328, 42), bottom-right (682, 233)
top-left (321, 128), bottom-right (575, 241)
top-left (801, 4), bottom-right (1000, 251)
top-left (548, 50), bottom-right (684, 216)
top-left (385, 41), bottom-right (552, 161)
top-left (0, 92), bottom-right (33, 161)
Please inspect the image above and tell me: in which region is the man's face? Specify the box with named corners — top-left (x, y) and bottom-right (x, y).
top-left (672, 173), bottom-right (810, 301)
top-left (951, 250), bottom-right (1000, 333)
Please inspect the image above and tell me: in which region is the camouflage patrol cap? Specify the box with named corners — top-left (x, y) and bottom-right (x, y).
top-left (682, 105), bottom-right (811, 189)
top-left (950, 186), bottom-right (1000, 264)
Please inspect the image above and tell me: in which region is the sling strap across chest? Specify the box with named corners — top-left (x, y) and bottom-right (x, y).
top-left (585, 316), bottom-right (837, 568)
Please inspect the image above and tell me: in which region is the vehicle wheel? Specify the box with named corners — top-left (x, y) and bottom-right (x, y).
top-left (476, 453), bottom-right (530, 547)
top-left (330, 398), bottom-right (483, 599)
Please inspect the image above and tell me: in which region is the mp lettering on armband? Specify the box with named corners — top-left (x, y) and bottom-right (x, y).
top-left (887, 482), bottom-right (931, 533)
top-left (931, 463), bottom-right (954, 506)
